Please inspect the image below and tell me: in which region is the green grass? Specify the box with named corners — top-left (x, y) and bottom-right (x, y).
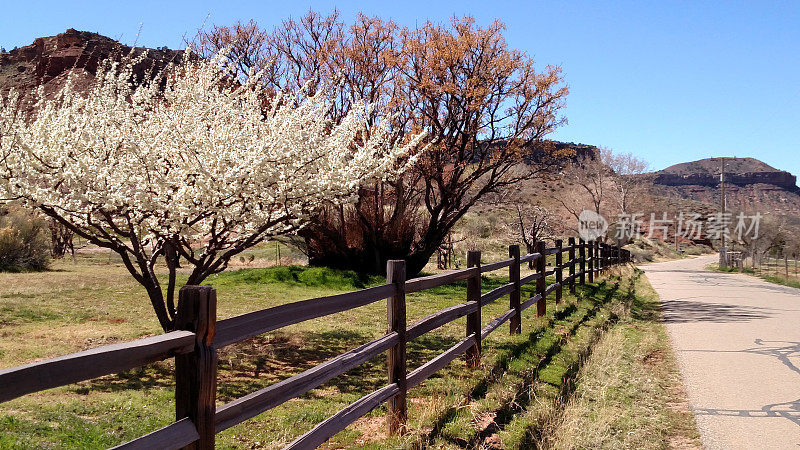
top-left (0, 252), bottom-right (547, 448)
top-left (531, 270), bottom-right (701, 449)
top-left (0, 254), bottom-right (691, 449)
top-left (209, 265), bottom-right (383, 290)
top-left (710, 263), bottom-right (800, 290)
top-left (429, 281), bottom-right (617, 448)
top-left (761, 275), bottom-right (800, 289)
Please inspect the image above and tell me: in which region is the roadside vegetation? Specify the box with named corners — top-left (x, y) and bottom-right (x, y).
top-left (625, 237), bottom-right (712, 263)
top-left (711, 263), bottom-right (800, 290)
top-left (0, 250), bottom-right (697, 448)
top-left (539, 270), bottom-right (700, 449)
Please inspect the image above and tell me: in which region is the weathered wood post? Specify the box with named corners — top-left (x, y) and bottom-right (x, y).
top-left (536, 241), bottom-right (547, 317)
top-left (587, 240), bottom-right (594, 283)
top-left (466, 250), bottom-right (482, 368)
top-left (555, 239), bottom-right (563, 303)
top-left (175, 285), bottom-right (218, 450)
top-left (600, 241), bottom-right (606, 274)
top-left (386, 260), bottom-right (407, 434)
top-left (603, 242), bottom-right (608, 272)
top-left (509, 245), bottom-right (522, 334)
top-left (595, 241), bottom-right (601, 277)
top-left (786, 255), bottom-right (790, 280)
top-left (579, 239), bottom-right (586, 285)
top-left (596, 241), bottom-right (602, 276)
top-left (568, 237), bottom-right (576, 294)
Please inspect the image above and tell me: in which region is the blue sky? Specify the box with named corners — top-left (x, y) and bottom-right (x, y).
top-left (3, 1), bottom-right (799, 176)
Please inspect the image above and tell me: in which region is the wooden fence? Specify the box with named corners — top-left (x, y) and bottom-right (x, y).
top-left (0, 239), bottom-right (630, 449)
top-left (726, 252), bottom-right (799, 282)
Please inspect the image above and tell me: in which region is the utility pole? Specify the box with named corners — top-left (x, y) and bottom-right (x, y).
top-left (719, 157), bottom-right (727, 268)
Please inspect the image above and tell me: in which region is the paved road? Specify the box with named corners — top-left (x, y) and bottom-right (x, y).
top-left (643, 255), bottom-right (800, 450)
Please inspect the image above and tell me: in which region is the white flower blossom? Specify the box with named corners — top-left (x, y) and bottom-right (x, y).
top-left (0, 50), bottom-right (424, 330)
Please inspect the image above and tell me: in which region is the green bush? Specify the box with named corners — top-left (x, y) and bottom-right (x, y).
top-left (0, 208), bottom-right (50, 272)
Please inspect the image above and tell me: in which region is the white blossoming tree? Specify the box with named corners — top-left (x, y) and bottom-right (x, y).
top-left (0, 52), bottom-right (422, 331)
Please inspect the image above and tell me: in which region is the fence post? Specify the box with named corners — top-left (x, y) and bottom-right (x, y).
top-left (601, 242), bottom-right (606, 274)
top-left (786, 255), bottom-right (790, 280)
top-left (536, 241), bottom-right (547, 317)
top-left (579, 239), bottom-right (586, 285)
top-left (595, 241), bottom-right (601, 277)
top-left (386, 260), bottom-right (407, 434)
top-left (509, 245), bottom-right (521, 334)
top-left (595, 240), bottom-right (601, 277)
top-left (175, 285), bottom-right (217, 450)
top-left (555, 239), bottom-right (563, 303)
top-left (466, 250), bottom-right (482, 368)
top-left (587, 240), bottom-right (594, 283)
top-left (568, 237), bottom-right (576, 294)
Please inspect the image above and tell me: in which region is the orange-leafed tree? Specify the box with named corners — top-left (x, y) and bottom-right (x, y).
top-left (195, 12), bottom-right (569, 275)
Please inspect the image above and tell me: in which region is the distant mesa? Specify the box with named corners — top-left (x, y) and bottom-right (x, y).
top-left (644, 157), bottom-right (800, 223)
top-left (653, 157), bottom-right (799, 193)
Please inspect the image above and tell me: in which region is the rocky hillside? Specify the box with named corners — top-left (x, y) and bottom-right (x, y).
top-left (654, 157), bottom-right (799, 194)
top-left (658, 157), bottom-right (778, 176)
top-left (0, 29), bottom-right (181, 112)
top-left (647, 157), bottom-right (800, 222)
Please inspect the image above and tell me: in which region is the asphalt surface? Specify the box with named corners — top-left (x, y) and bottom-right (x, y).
top-left (643, 255), bottom-right (800, 449)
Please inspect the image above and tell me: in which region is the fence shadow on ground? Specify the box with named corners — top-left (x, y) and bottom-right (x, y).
top-left (660, 299), bottom-right (772, 324)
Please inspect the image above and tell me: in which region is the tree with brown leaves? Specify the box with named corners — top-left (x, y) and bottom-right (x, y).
top-left (195, 12), bottom-right (569, 275)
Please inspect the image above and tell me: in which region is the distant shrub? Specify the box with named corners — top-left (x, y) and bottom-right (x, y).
top-left (0, 207), bottom-right (51, 272)
top-left (628, 246), bottom-right (654, 263)
top-left (682, 245), bottom-right (707, 256)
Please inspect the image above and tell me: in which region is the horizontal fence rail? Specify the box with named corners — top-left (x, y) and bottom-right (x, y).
top-left (0, 239), bottom-right (630, 449)
top-left (0, 331), bottom-right (195, 403)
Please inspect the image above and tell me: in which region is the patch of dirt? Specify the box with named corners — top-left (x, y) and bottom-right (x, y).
top-left (81, 317), bottom-right (126, 324)
top-left (665, 380), bottom-right (692, 412)
top-left (484, 433), bottom-right (504, 449)
top-left (669, 434), bottom-right (702, 449)
top-left (352, 415), bottom-right (387, 445)
top-left (642, 349), bottom-right (664, 365)
top-left (474, 411), bottom-right (497, 431)
top-left (81, 336), bottom-right (120, 349)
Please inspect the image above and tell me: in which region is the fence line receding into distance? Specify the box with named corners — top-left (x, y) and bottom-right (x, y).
top-left (0, 239), bottom-right (631, 450)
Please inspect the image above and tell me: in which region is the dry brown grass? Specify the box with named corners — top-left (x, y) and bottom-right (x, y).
top-left (540, 273), bottom-right (700, 449)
